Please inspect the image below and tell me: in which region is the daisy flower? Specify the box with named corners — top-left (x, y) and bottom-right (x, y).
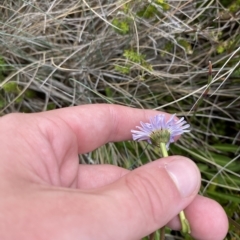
top-left (131, 113), bottom-right (191, 234)
top-left (131, 114), bottom-right (190, 149)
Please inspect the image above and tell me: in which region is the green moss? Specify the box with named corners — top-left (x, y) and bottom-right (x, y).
top-left (123, 49), bottom-right (153, 71)
top-left (229, 1), bottom-right (240, 12)
top-left (162, 42), bottom-right (174, 57)
top-left (0, 56), bottom-right (13, 82)
top-left (112, 18), bottom-right (130, 35)
top-left (142, 62), bottom-right (153, 71)
top-left (216, 40), bottom-right (234, 54)
top-left (232, 68), bottom-right (240, 77)
top-left (2, 82), bottom-right (19, 94)
top-left (217, 44), bottom-right (225, 54)
top-left (115, 49), bottom-right (152, 75)
top-left (123, 49), bottom-right (146, 63)
top-left (0, 98), bottom-right (5, 109)
top-left (137, 4), bottom-right (158, 19)
top-left (0, 57), bottom-right (6, 71)
top-left (178, 39), bottom-right (193, 54)
top-left (154, 0), bottom-right (170, 11)
top-left (47, 103), bottom-right (56, 110)
top-left (122, 3), bottom-right (130, 14)
top-left (0, 57), bottom-right (7, 82)
top-left (137, 0), bottom-right (170, 18)
top-left (15, 96), bottom-right (23, 104)
top-left (219, 0), bottom-right (235, 7)
top-left (114, 65), bottom-right (131, 74)
top-left (105, 87), bottom-right (113, 97)
top-left (24, 89), bottom-right (36, 98)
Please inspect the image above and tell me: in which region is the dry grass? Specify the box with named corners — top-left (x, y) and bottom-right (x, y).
top-left (1, 0), bottom-right (240, 238)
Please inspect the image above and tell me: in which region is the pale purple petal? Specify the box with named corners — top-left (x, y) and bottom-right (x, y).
top-left (131, 113), bottom-right (190, 147)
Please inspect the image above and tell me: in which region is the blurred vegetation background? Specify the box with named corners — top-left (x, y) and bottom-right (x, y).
top-left (0, 0), bottom-right (240, 239)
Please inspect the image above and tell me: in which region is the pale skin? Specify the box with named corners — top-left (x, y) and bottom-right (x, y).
top-left (0, 104), bottom-right (228, 240)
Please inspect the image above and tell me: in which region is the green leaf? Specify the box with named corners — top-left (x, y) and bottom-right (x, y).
top-left (208, 191), bottom-right (240, 204)
top-left (105, 87), bottom-right (113, 97)
top-left (212, 144), bottom-right (239, 153)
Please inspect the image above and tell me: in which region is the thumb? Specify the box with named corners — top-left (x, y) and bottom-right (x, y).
top-left (72, 156), bottom-right (201, 240)
top-left (22, 156), bottom-right (200, 240)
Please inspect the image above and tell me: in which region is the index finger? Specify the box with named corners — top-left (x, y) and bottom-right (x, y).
top-left (38, 104), bottom-right (173, 153)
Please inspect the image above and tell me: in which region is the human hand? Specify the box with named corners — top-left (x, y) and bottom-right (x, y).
top-left (0, 104), bottom-right (228, 240)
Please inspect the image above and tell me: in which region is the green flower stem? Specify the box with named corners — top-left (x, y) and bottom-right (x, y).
top-left (179, 210), bottom-right (191, 234)
top-left (160, 142), bottom-right (168, 157)
top-left (159, 142), bottom-right (191, 235)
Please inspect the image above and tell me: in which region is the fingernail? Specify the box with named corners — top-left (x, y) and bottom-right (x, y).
top-left (165, 158), bottom-right (200, 198)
